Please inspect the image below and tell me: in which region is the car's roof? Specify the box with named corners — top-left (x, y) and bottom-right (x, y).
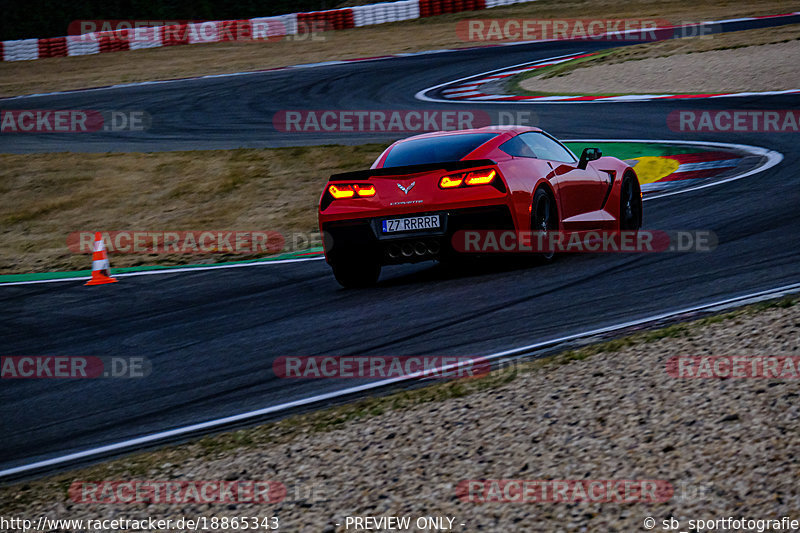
top-left (398, 125), bottom-right (542, 142)
top-left (371, 126), bottom-right (546, 169)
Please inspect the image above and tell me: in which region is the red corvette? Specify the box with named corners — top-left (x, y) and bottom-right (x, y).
top-left (318, 126), bottom-right (642, 288)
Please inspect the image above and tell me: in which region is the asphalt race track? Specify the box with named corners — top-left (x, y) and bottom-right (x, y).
top-left (1, 17), bottom-right (799, 475)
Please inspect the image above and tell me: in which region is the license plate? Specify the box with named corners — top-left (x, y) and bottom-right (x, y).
top-left (381, 215), bottom-right (440, 233)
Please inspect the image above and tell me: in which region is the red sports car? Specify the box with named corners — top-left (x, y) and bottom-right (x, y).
top-left (318, 126), bottom-right (642, 288)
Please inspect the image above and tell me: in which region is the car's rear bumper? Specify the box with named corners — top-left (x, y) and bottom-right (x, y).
top-left (321, 204), bottom-right (516, 266)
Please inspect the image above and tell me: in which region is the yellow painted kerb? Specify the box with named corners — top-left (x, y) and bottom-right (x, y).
top-left (629, 156), bottom-right (681, 184)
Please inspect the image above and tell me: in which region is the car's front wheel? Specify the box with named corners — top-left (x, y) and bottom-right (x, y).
top-left (332, 258), bottom-right (381, 288)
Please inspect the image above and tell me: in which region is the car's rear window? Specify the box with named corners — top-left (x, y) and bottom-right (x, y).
top-left (382, 133), bottom-right (498, 167)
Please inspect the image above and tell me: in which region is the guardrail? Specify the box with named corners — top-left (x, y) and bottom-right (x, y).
top-left (1, 0), bottom-right (535, 62)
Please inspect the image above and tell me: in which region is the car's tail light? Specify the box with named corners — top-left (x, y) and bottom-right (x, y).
top-left (439, 168), bottom-right (497, 189)
top-left (328, 184), bottom-right (355, 199)
top-left (439, 175), bottom-right (463, 188)
top-left (326, 183), bottom-right (378, 204)
top-left (353, 184), bottom-right (376, 197)
top-left (464, 169), bottom-right (496, 186)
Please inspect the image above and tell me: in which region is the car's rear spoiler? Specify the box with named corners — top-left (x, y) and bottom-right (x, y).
top-left (329, 159), bottom-right (498, 182)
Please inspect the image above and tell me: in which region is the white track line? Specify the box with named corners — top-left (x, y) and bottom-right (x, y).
top-left (415, 52), bottom-right (586, 103)
top-left (415, 42), bottom-right (800, 104)
top-left (2, 280), bottom-right (799, 479)
top-left (0, 256), bottom-right (324, 287)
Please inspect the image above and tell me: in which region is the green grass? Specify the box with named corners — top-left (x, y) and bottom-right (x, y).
top-left (563, 142), bottom-right (712, 161)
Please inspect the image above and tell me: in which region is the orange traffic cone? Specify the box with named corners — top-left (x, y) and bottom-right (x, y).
top-left (85, 232), bottom-right (118, 286)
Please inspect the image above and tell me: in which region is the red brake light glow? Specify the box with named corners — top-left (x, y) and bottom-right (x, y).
top-left (328, 183), bottom-right (377, 199)
top-left (328, 184), bottom-right (355, 199)
top-left (464, 169), bottom-right (496, 186)
top-left (354, 184), bottom-right (376, 197)
top-left (439, 175), bottom-right (463, 188)
top-left (439, 169), bottom-right (497, 189)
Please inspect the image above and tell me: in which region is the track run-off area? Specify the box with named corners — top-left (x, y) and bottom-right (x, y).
top-left (1, 15), bottom-right (799, 479)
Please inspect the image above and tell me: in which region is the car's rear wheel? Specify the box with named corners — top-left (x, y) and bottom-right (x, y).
top-left (332, 258), bottom-right (381, 288)
top-left (620, 173), bottom-right (643, 230)
top-left (532, 188), bottom-right (557, 261)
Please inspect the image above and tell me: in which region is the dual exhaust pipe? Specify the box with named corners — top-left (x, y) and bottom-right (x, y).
top-left (387, 240), bottom-right (441, 259)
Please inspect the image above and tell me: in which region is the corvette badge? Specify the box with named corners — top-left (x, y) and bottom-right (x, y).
top-left (397, 182), bottom-right (415, 195)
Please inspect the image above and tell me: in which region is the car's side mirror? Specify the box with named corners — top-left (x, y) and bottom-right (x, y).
top-left (578, 147), bottom-right (602, 169)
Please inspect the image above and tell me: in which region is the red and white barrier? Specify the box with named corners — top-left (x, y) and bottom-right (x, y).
top-left (251, 15), bottom-right (298, 39)
top-left (3, 38), bottom-right (39, 61)
top-left (129, 27), bottom-right (162, 50)
top-left (66, 35), bottom-right (101, 56)
top-left (485, 0), bottom-right (527, 7)
top-left (0, 0), bottom-right (538, 62)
